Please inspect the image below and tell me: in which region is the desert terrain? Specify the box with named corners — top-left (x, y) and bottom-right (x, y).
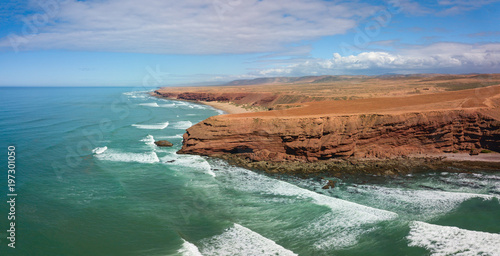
top-left (155, 74), bottom-right (500, 175)
top-left (155, 74), bottom-right (500, 111)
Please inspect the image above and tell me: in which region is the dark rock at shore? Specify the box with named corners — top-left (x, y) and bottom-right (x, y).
top-left (322, 180), bottom-right (337, 189)
top-left (469, 149), bottom-right (480, 155)
top-left (198, 153), bottom-right (500, 177)
top-left (155, 140), bottom-right (173, 147)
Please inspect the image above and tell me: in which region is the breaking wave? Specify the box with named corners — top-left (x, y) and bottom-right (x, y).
top-left (132, 121), bottom-right (169, 130)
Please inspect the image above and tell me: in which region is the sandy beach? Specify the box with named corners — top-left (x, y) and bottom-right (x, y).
top-left (441, 153), bottom-right (500, 162)
top-left (199, 101), bottom-right (257, 114)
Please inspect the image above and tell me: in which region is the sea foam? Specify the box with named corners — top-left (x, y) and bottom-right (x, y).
top-left (155, 134), bottom-right (183, 139)
top-left (187, 104), bottom-right (208, 110)
top-left (159, 103), bottom-right (177, 108)
top-left (200, 223), bottom-right (297, 256)
top-left (140, 135), bottom-right (155, 145)
top-left (95, 150), bottom-right (159, 164)
top-left (344, 185), bottom-right (495, 219)
top-left (123, 91), bottom-right (148, 99)
top-left (214, 163), bottom-right (397, 250)
top-left (277, 182), bottom-right (397, 250)
top-left (161, 153), bottom-right (215, 177)
top-left (138, 102), bottom-right (159, 107)
top-left (92, 146), bottom-right (108, 155)
top-left (408, 221), bottom-right (500, 256)
top-left (438, 172), bottom-right (500, 195)
top-left (178, 239), bottom-right (203, 256)
top-left (132, 121), bottom-right (169, 130)
top-left (171, 121), bottom-right (193, 130)
top-left (217, 165), bottom-right (397, 218)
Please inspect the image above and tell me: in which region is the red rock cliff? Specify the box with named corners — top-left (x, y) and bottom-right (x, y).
top-left (178, 86), bottom-right (500, 165)
top-left (178, 109), bottom-right (500, 162)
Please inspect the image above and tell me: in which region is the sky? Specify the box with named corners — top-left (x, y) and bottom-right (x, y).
top-left (0, 0), bottom-right (499, 86)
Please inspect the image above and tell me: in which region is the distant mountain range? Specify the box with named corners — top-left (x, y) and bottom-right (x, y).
top-left (224, 74), bottom-right (444, 86)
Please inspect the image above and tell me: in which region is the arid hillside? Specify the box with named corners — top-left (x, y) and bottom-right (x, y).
top-left (155, 74), bottom-right (500, 110)
top-left (155, 74), bottom-right (500, 174)
top-left (180, 85), bottom-right (500, 161)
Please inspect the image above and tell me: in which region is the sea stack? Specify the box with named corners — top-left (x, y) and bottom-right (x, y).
top-left (155, 140), bottom-right (173, 147)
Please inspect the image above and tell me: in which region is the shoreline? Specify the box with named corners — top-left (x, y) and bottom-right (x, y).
top-left (151, 91), bottom-right (256, 114)
top-left (198, 101), bottom-right (257, 114)
top-left (210, 153), bottom-right (500, 177)
top-left (153, 87), bottom-right (500, 176)
top-left (423, 153), bottom-right (500, 163)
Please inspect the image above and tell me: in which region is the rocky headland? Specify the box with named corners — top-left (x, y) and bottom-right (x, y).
top-left (156, 74), bottom-right (500, 175)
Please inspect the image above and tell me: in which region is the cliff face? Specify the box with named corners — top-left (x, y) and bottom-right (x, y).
top-left (178, 110), bottom-right (500, 162)
top-left (154, 90), bottom-right (311, 109)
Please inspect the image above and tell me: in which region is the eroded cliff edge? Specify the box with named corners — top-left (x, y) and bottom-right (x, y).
top-left (174, 85), bottom-right (500, 175)
top-left (178, 109), bottom-right (500, 174)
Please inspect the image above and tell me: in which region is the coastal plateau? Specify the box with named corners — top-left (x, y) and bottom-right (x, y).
top-left (155, 74), bottom-right (500, 175)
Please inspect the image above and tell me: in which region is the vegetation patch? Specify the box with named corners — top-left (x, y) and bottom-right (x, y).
top-left (436, 82), bottom-right (499, 91)
top-left (480, 149), bottom-right (493, 153)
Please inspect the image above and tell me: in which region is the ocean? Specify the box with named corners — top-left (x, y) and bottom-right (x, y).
top-left (0, 87), bottom-right (499, 256)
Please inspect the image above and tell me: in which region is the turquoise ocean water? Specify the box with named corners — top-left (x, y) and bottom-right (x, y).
top-left (0, 87), bottom-right (499, 256)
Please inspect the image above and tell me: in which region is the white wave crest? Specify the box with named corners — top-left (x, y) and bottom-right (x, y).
top-left (123, 91), bottom-right (148, 98)
top-left (200, 223), bottom-right (297, 256)
top-left (438, 172), bottom-right (500, 195)
top-left (92, 146), bottom-right (108, 155)
top-left (275, 181), bottom-right (397, 250)
top-left (184, 103), bottom-right (208, 110)
top-left (178, 239), bottom-right (203, 256)
top-left (161, 153), bottom-right (215, 177)
top-left (139, 102), bottom-right (159, 107)
top-left (95, 150), bottom-right (159, 163)
top-left (156, 134), bottom-right (183, 139)
top-left (159, 103), bottom-right (177, 108)
top-left (214, 164), bottom-right (397, 250)
top-left (132, 121), bottom-right (169, 130)
top-left (171, 121), bottom-right (193, 130)
top-left (408, 221), bottom-right (500, 256)
top-left (140, 135), bottom-right (155, 145)
top-left (344, 185), bottom-right (495, 219)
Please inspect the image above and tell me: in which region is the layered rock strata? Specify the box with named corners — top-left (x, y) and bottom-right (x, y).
top-left (173, 85), bottom-right (500, 174)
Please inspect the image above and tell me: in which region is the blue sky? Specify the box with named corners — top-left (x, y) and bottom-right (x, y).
top-left (0, 0), bottom-right (499, 86)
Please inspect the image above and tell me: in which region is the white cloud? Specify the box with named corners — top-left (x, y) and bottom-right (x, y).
top-left (388, 0), bottom-right (500, 16)
top-left (436, 0), bottom-right (500, 15)
top-left (438, 0), bottom-right (500, 7)
top-left (390, 0), bottom-right (432, 15)
top-left (0, 0), bottom-right (376, 54)
top-left (253, 43), bottom-right (500, 76)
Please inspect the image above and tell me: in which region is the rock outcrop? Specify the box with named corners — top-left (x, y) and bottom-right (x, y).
top-left (178, 110), bottom-right (500, 161)
top-left (153, 90), bottom-right (309, 109)
top-left (155, 140), bottom-right (173, 147)
top-left (171, 84), bottom-right (500, 174)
